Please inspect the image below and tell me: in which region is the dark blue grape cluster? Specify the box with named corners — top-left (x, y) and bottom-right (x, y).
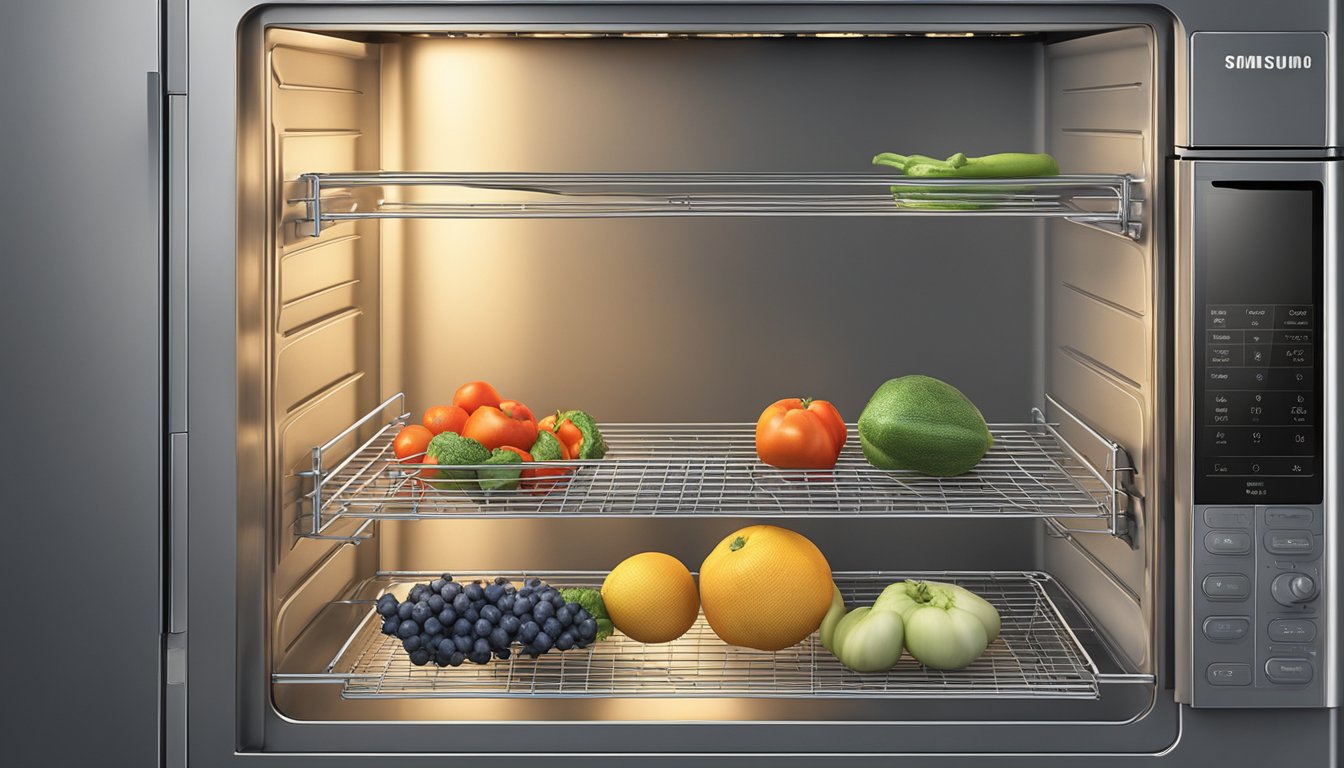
top-left (375, 575), bottom-right (600, 667)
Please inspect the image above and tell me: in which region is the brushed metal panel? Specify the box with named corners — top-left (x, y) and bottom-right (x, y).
top-left (4, 1), bottom-right (162, 765)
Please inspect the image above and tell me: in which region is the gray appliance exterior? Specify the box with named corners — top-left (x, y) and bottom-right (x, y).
top-left (193, 1), bottom-right (1336, 766)
top-left (6, 1), bottom-right (1336, 767)
top-left (2, 1), bottom-right (166, 767)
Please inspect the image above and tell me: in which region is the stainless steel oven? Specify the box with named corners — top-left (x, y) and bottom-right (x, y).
top-left (8, 1), bottom-right (1340, 766)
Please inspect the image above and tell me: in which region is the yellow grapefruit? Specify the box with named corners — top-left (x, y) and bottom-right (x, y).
top-left (699, 525), bottom-right (833, 651)
top-left (601, 552), bottom-right (699, 644)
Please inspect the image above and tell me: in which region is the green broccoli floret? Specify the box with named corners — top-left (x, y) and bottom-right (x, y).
top-left (424, 432), bottom-right (490, 490)
top-left (477, 447), bottom-right (524, 492)
top-left (560, 588), bottom-right (614, 641)
top-left (559, 410), bottom-right (608, 459)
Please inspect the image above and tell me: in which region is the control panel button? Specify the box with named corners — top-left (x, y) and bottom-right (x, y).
top-left (1268, 619), bottom-right (1317, 643)
top-left (1204, 507), bottom-right (1252, 528)
top-left (1205, 531), bottom-right (1251, 555)
top-left (1264, 531), bottom-right (1314, 556)
top-left (1264, 507), bottom-right (1313, 527)
top-left (1207, 663), bottom-right (1252, 686)
top-left (1271, 573), bottom-right (1318, 605)
top-left (1202, 616), bottom-right (1251, 642)
top-left (1203, 574), bottom-right (1251, 599)
top-left (1265, 658), bottom-right (1313, 684)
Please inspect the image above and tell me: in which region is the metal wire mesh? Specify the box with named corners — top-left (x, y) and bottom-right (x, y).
top-left (320, 572), bottom-right (1098, 700)
top-left (306, 422), bottom-right (1115, 534)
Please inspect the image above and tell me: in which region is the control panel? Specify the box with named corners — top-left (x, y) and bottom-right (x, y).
top-left (1192, 504), bottom-right (1325, 705)
top-left (1189, 178), bottom-right (1327, 706)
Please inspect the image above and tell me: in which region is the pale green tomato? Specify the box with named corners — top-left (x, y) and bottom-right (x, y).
top-left (873, 580), bottom-right (1000, 642)
top-left (830, 606), bottom-right (905, 673)
top-left (819, 583), bottom-right (846, 653)
top-left (902, 602), bottom-right (989, 670)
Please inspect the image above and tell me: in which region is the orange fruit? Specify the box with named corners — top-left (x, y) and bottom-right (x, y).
top-left (601, 553), bottom-right (700, 644)
top-left (699, 525), bottom-right (832, 651)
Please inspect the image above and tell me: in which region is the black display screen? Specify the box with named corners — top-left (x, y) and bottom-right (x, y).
top-left (1194, 181), bottom-right (1323, 504)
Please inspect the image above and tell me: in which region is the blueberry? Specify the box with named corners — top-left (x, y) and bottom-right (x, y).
top-left (481, 605), bottom-right (502, 624)
top-left (574, 609), bottom-right (591, 623)
top-left (577, 618), bottom-right (597, 640)
top-left (503, 583), bottom-right (516, 595)
top-left (452, 593), bottom-right (471, 613)
top-left (397, 602), bottom-right (414, 620)
top-left (518, 587), bottom-right (534, 599)
top-left (489, 627), bottom-right (511, 649)
top-left (376, 594), bottom-right (399, 617)
top-left (430, 578), bottom-right (447, 593)
top-left (440, 573), bottom-right (454, 583)
top-left (402, 635), bottom-right (421, 652)
top-left (512, 596), bottom-right (533, 617)
top-left (423, 617), bottom-right (443, 636)
top-left (464, 608), bottom-right (480, 623)
top-left (427, 635), bottom-right (446, 652)
top-left (465, 582), bottom-right (484, 601)
top-left (550, 593), bottom-right (565, 609)
top-left (411, 602), bottom-right (433, 624)
top-left (441, 582), bottom-right (462, 600)
top-left (543, 618), bottom-right (563, 638)
top-left (381, 616), bottom-right (401, 635)
top-left (449, 652), bottom-right (465, 667)
top-left (471, 599), bottom-right (487, 612)
top-left (474, 619), bottom-right (492, 638)
top-left (473, 637), bottom-right (491, 656)
top-left (494, 576), bottom-right (510, 586)
top-left (556, 607), bottom-right (573, 627)
top-left (484, 584), bottom-right (504, 603)
top-left (574, 638), bottom-right (590, 649)
top-left (409, 649), bottom-right (431, 666)
top-left (518, 613), bottom-right (533, 626)
top-left (428, 594), bottom-right (446, 613)
top-left (453, 635), bottom-right (473, 653)
top-left (468, 651), bottom-right (491, 665)
top-left (565, 601), bottom-right (582, 614)
top-left (534, 601), bottom-right (554, 621)
top-left (397, 620), bottom-right (419, 639)
top-left (453, 618), bottom-right (472, 636)
top-left (409, 585), bottom-right (428, 602)
top-left (500, 615), bottom-right (521, 635)
top-left (519, 621), bottom-right (540, 644)
top-left (526, 578), bottom-right (543, 589)
top-left (497, 595), bottom-right (515, 612)
top-left (437, 608), bottom-right (456, 627)
top-left (555, 632), bottom-right (575, 651)
top-left (533, 632), bottom-right (554, 652)
top-left (495, 647), bottom-right (511, 661)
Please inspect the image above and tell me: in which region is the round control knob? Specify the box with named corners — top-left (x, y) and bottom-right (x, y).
top-left (1272, 573), bottom-right (1318, 605)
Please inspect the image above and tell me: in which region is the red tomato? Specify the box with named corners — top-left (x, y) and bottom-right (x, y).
top-left (755, 397), bottom-right (847, 469)
top-left (423, 404), bottom-right (468, 435)
top-left (462, 405), bottom-right (539, 452)
top-left (497, 445), bottom-right (533, 463)
top-left (499, 399), bottom-right (535, 425)
top-left (452, 381), bottom-right (502, 414)
top-left (392, 424), bottom-right (434, 461)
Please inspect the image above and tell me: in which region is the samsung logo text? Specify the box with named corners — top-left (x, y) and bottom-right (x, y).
top-left (1224, 54), bottom-right (1313, 70)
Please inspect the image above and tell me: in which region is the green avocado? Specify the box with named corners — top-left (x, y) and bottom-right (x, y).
top-left (857, 375), bottom-right (993, 477)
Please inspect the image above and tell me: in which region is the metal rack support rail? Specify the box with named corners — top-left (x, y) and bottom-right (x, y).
top-left (297, 171), bottom-right (1143, 239)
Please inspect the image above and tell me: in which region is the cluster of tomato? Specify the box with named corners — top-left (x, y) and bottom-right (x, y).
top-left (755, 397), bottom-right (848, 470)
top-left (392, 381), bottom-right (585, 491)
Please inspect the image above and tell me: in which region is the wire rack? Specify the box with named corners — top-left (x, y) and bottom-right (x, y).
top-left (279, 571), bottom-right (1099, 700)
top-left (299, 394), bottom-right (1127, 539)
top-left (295, 171), bottom-right (1142, 239)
